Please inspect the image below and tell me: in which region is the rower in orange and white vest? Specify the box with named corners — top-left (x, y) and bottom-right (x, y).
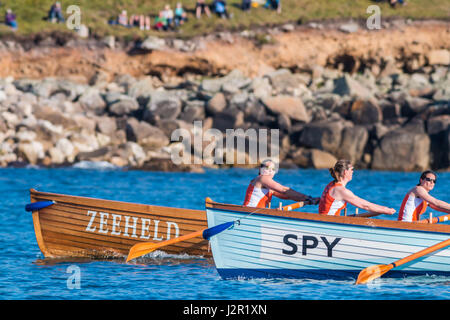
top-left (398, 170), bottom-right (450, 222)
top-left (319, 160), bottom-right (396, 216)
top-left (243, 159), bottom-right (320, 208)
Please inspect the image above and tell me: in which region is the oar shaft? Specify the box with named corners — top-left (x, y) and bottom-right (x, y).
top-left (147, 229), bottom-right (204, 250)
top-left (282, 201), bottom-right (304, 211)
top-left (391, 239), bottom-right (450, 268)
top-left (418, 213), bottom-right (450, 224)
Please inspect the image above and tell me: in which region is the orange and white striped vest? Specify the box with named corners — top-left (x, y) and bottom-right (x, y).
top-left (398, 193), bottom-right (428, 222)
top-left (243, 183), bottom-right (272, 208)
top-left (319, 181), bottom-right (347, 216)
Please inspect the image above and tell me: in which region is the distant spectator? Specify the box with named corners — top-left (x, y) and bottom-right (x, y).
top-left (154, 11), bottom-right (168, 31)
top-left (212, 0), bottom-right (229, 19)
top-left (174, 3), bottom-right (188, 27)
top-left (130, 14), bottom-right (151, 30)
top-left (242, 0), bottom-right (252, 11)
top-left (5, 8), bottom-right (17, 31)
top-left (264, 0), bottom-right (281, 13)
top-left (116, 10), bottom-right (129, 26)
top-left (389, 0), bottom-right (406, 7)
top-left (196, 0), bottom-right (211, 19)
top-left (48, 1), bottom-right (65, 23)
top-left (161, 4), bottom-right (174, 29)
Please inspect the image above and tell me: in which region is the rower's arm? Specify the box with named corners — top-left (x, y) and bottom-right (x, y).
top-left (338, 188), bottom-right (396, 215)
top-left (261, 177), bottom-right (311, 202)
top-left (416, 188), bottom-right (450, 214)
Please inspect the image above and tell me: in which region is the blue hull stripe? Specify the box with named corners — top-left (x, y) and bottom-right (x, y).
top-left (217, 268), bottom-right (450, 280)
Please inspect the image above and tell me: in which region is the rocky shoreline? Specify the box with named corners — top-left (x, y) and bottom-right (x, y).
top-left (0, 56), bottom-right (449, 172)
top-left (0, 20), bottom-right (449, 172)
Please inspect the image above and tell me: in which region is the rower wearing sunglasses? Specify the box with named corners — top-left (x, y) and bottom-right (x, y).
top-left (243, 159), bottom-right (320, 208)
top-left (398, 170), bottom-right (450, 222)
top-left (319, 160), bottom-right (396, 217)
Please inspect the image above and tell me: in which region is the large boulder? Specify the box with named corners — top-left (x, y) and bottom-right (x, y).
top-left (201, 69), bottom-right (251, 93)
top-left (291, 148), bottom-right (337, 169)
top-left (372, 128), bottom-right (430, 171)
top-left (264, 69), bottom-right (300, 93)
top-left (17, 141), bottom-right (45, 164)
top-left (206, 92), bottom-right (227, 115)
top-left (143, 91), bottom-right (182, 121)
top-left (212, 108), bottom-right (244, 132)
top-left (299, 120), bottom-right (344, 154)
top-left (427, 49), bottom-right (450, 66)
top-left (179, 100), bottom-right (205, 123)
top-left (78, 88), bottom-right (106, 115)
top-left (262, 95), bottom-right (310, 123)
top-left (336, 126), bottom-right (368, 163)
top-left (350, 99), bottom-right (382, 125)
top-left (427, 115), bottom-right (450, 169)
top-left (332, 74), bottom-right (373, 99)
top-left (108, 96), bottom-right (140, 116)
top-left (126, 118), bottom-right (169, 149)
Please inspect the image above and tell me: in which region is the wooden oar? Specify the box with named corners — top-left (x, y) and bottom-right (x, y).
top-left (348, 211), bottom-right (384, 218)
top-left (418, 213), bottom-right (450, 224)
top-left (126, 221), bottom-right (234, 262)
top-left (126, 200), bottom-right (313, 262)
top-left (281, 201), bottom-right (305, 211)
top-left (355, 238), bottom-right (450, 284)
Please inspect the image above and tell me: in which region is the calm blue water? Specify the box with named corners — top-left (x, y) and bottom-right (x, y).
top-left (0, 166), bottom-right (449, 300)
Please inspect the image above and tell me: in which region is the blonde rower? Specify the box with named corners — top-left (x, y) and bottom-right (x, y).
top-left (319, 160), bottom-right (396, 216)
top-left (398, 170), bottom-right (450, 222)
top-left (243, 159), bottom-right (320, 208)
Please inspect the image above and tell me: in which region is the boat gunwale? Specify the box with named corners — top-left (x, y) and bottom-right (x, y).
top-left (206, 200), bottom-right (450, 235)
top-left (29, 188), bottom-right (205, 216)
top-left (29, 189), bottom-right (209, 258)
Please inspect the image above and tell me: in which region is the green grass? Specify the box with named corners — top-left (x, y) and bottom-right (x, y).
top-left (0, 0), bottom-right (449, 39)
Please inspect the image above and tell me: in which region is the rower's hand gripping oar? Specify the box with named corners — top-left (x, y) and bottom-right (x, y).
top-left (355, 238), bottom-right (450, 285)
top-left (126, 201), bottom-right (311, 262)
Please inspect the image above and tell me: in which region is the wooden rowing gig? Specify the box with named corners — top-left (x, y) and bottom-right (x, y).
top-left (205, 199), bottom-right (450, 280)
top-left (27, 189), bottom-right (210, 258)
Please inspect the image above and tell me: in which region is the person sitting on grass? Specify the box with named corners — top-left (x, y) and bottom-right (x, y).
top-left (264, 0), bottom-right (281, 14)
top-left (154, 11), bottom-right (168, 31)
top-left (174, 2), bottom-right (188, 27)
top-left (196, 0), bottom-right (211, 19)
top-left (5, 8), bottom-right (18, 31)
top-left (129, 14), bottom-right (151, 30)
top-left (161, 4), bottom-right (174, 30)
top-left (212, 0), bottom-right (230, 19)
top-left (48, 1), bottom-right (65, 23)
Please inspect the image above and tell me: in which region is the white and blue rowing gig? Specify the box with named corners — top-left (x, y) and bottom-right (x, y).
top-left (205, 199), bottom-right (450, 280)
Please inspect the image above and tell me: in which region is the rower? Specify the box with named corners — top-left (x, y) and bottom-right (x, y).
top-left (398, 170), bottom-right (450, 222)
top-left (243, 159), bottom-right (320, 208)
top-left (319, 160), bottom-right (396, 216)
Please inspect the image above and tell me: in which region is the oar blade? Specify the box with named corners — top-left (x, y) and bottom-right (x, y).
top-left (126, 242), bottom-right (161, 262)
top-left (126, 222), bottom-right (235, 262)
top-left (355, 264), bottom-right (393, 285)
top-left (126, 229), bottom-right (205, 262)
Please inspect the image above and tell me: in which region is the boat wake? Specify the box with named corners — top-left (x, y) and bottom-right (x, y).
top-left (127, 250), bottom-right (211, 265)
top-left (72, 161), bottom-right (122, 170)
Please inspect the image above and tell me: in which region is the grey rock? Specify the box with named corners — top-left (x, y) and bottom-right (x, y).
top-left (299, 120), bottom-right (344, 154)
top-left (372, 128), bottom-right (430, 171)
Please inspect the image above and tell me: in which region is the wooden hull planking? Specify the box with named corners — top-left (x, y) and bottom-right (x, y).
top-left (29, 189), bottom-right (209, 258)
top-left (206, 200), bottom-right (450, 280)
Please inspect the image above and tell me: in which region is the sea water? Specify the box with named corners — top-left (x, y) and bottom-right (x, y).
top-left (0, 166), bottom-right (449, 300)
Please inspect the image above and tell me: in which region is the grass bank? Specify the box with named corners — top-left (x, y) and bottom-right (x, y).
top-left (0, 0), bottom-right (449, 39)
